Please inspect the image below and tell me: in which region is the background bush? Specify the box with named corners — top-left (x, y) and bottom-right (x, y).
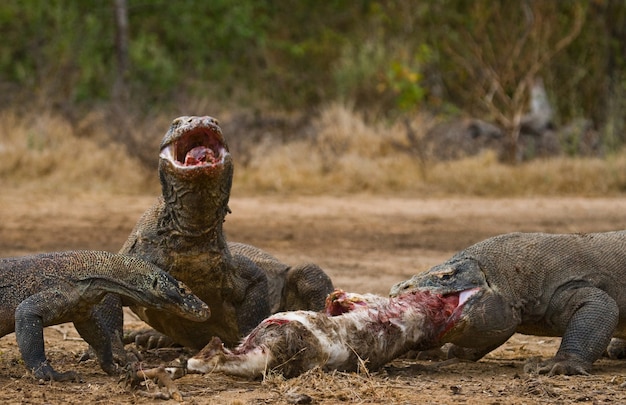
top-left (1, 2), bottom-right (623, 123)
top-left (1, 1), bottom-right (625, 195)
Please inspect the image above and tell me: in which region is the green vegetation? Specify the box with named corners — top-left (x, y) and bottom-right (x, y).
top-left (0, 1), bottom-right (625, 195)
top-left (1, 2), bottom-right (623, 119)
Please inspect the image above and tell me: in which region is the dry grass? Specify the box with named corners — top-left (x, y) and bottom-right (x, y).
top-left (262, 367), bottom-right (418, 403)
top-left (235, 104), bottom-right (626, 197)
top-left (0, 110), bottom-right (157, 195)
top-left (238, 104), bottom-right (422, 194)
top-left (426, 152), bottom-right (626, 197)
top-left (2, 104), bottom-right (626, 197)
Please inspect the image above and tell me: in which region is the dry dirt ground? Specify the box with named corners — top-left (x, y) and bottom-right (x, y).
top-left (2, 192), bottom-right (626, 404)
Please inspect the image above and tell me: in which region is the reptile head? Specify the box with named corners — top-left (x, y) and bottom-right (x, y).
top-left (138, 272), bottom-right (211, 322)
top-left (390, 257), bottom-right (487, 296)
top-left (159, 116), bottom-right (230, 171)
top-left (391, 257), bottom-right (518, 347)
top-left (158, 116), bottom-right (234, 231)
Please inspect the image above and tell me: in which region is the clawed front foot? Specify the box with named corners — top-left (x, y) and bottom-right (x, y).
top-left (78, 345), bottom-right (134, 373)
top-left (124, 329), bottom-right (178, 350)
top-left (523, 354), bottom-right (592, 376)
top-left (32, 361), bottom-right (82, 382)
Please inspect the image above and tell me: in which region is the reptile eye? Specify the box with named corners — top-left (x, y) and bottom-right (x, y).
top-left (152, 277), bottom-right (159, 289)
top-left (176, 282), bottom-right (187, 295)
top-left (437, 270), bottom-right (455, 280)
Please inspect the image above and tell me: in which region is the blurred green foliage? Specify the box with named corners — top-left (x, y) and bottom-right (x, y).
top-left (0, 0), bottom-right (624, 145)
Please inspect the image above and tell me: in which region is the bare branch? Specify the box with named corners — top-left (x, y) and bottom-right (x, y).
top-left (506, 0), bottom-right (534, 74)
top-left (521, 3), bottom-right (585, 87)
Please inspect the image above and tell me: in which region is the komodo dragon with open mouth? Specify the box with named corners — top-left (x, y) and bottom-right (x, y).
top-left (0, 251), bottom-right (209, 381)
top-left (96, 116), bottom-right (333, 353)
top-left (390, 231), bottom-right (626, 375)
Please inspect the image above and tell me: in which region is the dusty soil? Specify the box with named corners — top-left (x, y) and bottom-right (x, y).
top-left (2, 192), bottom-right (626, 404)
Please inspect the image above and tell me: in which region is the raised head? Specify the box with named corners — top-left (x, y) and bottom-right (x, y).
top-left (159, 116), bottom-right (230, 172)
top-left (158, 116), bottom-right (233, 233)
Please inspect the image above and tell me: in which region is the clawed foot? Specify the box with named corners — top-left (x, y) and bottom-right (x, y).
top-left (78, 347), bottom-right (140, 372)
top-left (124, 329), bottom-right (179, 350)
top-left (523, 354), bottom-right (592, 376)
top-left (32, 362), bottom-right (82, 382)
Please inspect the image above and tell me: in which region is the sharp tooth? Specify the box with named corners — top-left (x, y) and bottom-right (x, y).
top-left (458, 288), bottom-right (478, 305)
top-left (159, 144), bottom-right (176, 161)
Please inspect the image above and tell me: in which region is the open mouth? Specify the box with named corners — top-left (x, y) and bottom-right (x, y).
top-left (160, 126), bottom-right (228, 169)
top-left (442, 287), bottom-right (480, 319)
top-left (457, 287), bottom-right (480, 307)
top-left (436, 287), bottom-right (480, 338)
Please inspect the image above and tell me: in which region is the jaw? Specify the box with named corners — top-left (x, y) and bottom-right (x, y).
top-left (119, 285), bottom-right (210, 322)
top-left (159, 284), bottom-right (211, 322)
top-left (438, 286), bottom-right (516, 347)
top-left (436, 287), bottom-right (482, 339)
top-left (159, 116), bottom-right (229, 170)
top-left (157, 116), bottom-right (234, 228)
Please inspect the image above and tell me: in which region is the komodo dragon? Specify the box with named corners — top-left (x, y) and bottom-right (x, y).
top-left (390, 231), bottom-right (626, 376)
top-left (0, 250), bottom-right (209, 381)
top-left (97, 116), bottom-right (333, 352)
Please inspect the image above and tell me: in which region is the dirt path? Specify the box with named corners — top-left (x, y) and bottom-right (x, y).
top-left (1, 193), bottom-right (626, 403)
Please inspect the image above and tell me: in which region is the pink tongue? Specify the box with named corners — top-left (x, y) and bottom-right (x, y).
top-left (184, 146), bottom-right (215, 166)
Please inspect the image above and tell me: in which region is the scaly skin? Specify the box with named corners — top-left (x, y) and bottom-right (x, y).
top-left (0, 251), bottom-right (208, 381)
top-left (391, 231), bottom-right (626, 375)
top-left (103, 116), bottom-right (333, 351)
